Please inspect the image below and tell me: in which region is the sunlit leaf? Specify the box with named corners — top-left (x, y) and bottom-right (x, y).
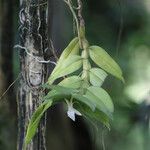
top-left (44, 90), bottom-right (66, 102)
top-left (89, 46), bottom-right (124, 82)
top-left (48, 55), bottom-right (83, 84)
top-left (49, 85), bottom-right (78, 95)
top-left (52, 37), bottom-right (80, 75)
top-left (44, 85), bottom-right (95, 111)
top-left (85, 86), bottom-right (114, 118)
top-left (59, 76), bottom-right (82, 89)
top-left (58, 37), bottom-right (80, 63)
top-left (89, 68), bottom-right (107, 87)
top-left (72, 94), bottom-right (96, 111)
top-left (44, 85), bottom-right (78, 101)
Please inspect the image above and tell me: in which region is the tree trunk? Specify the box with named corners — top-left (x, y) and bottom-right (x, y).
top-left (18, 0), bottom-right (48, 149)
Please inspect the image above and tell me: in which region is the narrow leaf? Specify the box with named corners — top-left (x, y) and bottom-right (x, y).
top-left (89, 68), bottom-right (107, 87)
top-left (52, 37), bottom-right (80, 74)
top-left (25, 101), bottom-right (52, 147)
top-left (58, 37), bottom-right (80, 63)
top-left (89, 46), bottom-right (124, 82)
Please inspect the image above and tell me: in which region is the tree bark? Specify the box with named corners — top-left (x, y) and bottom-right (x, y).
top-left (18, 0), bottom-right (48, 149)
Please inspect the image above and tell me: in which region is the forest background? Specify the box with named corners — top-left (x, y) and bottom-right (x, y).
top-left (0, 0), bottom-right (150, 150)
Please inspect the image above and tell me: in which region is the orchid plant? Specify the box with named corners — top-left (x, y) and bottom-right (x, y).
top-left (24, 0), bottom-right (124, 148)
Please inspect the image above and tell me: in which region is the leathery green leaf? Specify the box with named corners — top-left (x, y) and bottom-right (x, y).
top-left (44, 89), bottom-right (70, 103)
top-left (48, 55), bottom-right (82, 84)
top-left (89, 68), bottom-right (107, 87)
top-left (25, 101), bottom-right (52, 147)
top-left (52, 37), bottom-right (80, 74)
top-left (58, 37), bottom-right (80, 63)
top-left (59, 76), bottom-right (82, 89)
top-left (47, 85), bottom-right (78, 96)
top-left (44, 90), bottom-right (70, 104)
top-left (76, 103), bottom-right (110, 128)
top-left (89, 46), bottom-right (124, 82)
top-left (44, 85), bottom-right (95, 111)
top-left (72, 94), bottom-right (96, 111)
top-left (44, 85), bottom-right (79, 103)
top-left (85, 86), bottom-right (114, 119)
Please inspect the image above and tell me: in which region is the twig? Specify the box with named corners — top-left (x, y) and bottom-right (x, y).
top-left (30, 2), bottom-right (48, 7)
top-left (77, 0), bottom-right (84, 27)
top-left (0, 73), bottom-right (21, 101)
top-left (49, 39), bottom-right (59, 61)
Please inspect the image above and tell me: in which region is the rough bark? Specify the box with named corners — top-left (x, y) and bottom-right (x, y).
top-left (18, 0), bottom-right (48, 149)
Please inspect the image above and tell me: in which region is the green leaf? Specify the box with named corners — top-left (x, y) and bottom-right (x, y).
top-left (72, 94), bottom-right (96, 111)
top-left (85, 86), bottom-right (114, 119)
top-left (89, 46), bottom-right (124, 82)
top-left (44, 85), bottom-right (95, 111)
top-left (58, 37), bottom-right (80, 63)
top-left (44, 90), bottom-right (65, 102)
top-left (24, 101), bottom-right (52, 147)
top-left (76, 103), bottom-right (110, 128)
top-left (44, 85), bottom-right (78, 102)
top-left (49, 85), bottom-right (78, 95)
top-left (52, 37), bottom-right (80, 75)
top-left (59, 76), bottom-right (82, 89)
top-left (48, 55), bottom-right (83, 84)
top-left (41, 83), bottom-right (51, 89)
top-left (89, 68), bottom-right (107, 87)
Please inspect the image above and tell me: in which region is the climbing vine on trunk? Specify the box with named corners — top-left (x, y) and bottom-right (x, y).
top-left (24, 0), bottom-right (124, 148)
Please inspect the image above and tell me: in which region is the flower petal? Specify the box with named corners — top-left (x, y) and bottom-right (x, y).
top-left (67, 108), bottom-right (75, 121)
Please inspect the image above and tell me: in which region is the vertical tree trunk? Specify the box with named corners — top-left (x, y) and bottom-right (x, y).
top-left (18, 0), bottom-right (48, 149)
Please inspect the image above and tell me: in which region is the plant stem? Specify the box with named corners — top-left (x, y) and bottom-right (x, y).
top-left (64, 0), bottom-right (90, 91)
top-left (81, 40), bottom-right (90, 85)
top-left (76, 0), bottom-right (90, 90)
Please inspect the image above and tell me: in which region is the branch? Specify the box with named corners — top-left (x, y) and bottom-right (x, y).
top-left (48, 39), bottom-right (59, 61)
top-left (0, 73), bottom-right (21, 101)
top-left (77, 0), bottom-right (84, 27)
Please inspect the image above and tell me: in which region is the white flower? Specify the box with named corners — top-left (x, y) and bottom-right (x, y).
top-left (66, 100), bottom-right (82, 121)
